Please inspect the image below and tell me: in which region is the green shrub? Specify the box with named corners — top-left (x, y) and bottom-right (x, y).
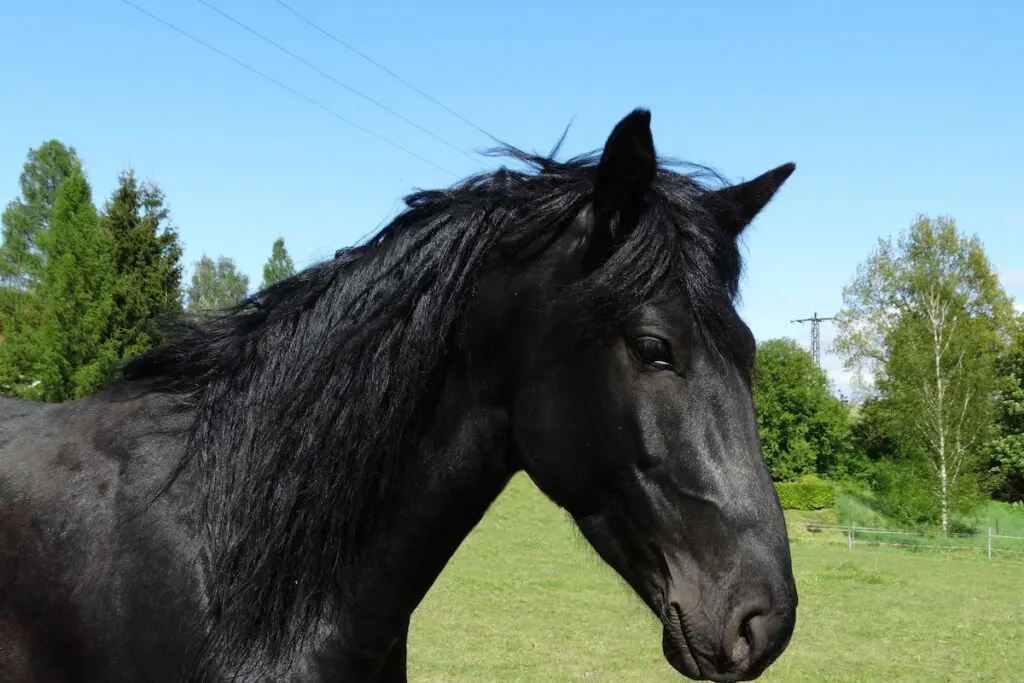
top-left (775, 474), bottom-right (836, 510)
top-left (868, 459), bottom-right (940, 528)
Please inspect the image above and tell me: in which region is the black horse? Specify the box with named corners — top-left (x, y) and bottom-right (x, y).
top-left (0, 109), bottom-right (797, 682)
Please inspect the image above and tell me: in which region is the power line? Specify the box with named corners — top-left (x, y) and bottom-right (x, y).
top-left (791, 312), bottom-right (837, 368)
top-left (273, 0), bottom-right (502, 144)
top-left (195, 0), bottom-right (482, 165)
top-left (117, 0), bottom-right (458, 178)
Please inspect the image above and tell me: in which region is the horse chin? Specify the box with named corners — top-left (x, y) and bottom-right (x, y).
top-left (661, 625), bottom-right (701, 680)
top-left (661, 604), bottom-right (746, 683)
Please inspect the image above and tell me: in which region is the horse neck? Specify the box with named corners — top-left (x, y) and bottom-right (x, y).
top-left (327, 361), bottom-right (514, 660)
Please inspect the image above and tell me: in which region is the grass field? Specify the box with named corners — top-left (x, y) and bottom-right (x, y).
top-left (408, 474), bottom-right (1024, 682)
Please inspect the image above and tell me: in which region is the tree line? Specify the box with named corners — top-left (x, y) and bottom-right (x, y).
top-left (753, 216), bottom-right (1023, 532)
top-left (0, 140), bottom-right (296, 401)
top-left (2, 138), bottom-right (1021, 532)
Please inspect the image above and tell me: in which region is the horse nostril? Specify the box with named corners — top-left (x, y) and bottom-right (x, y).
top-left (737, 613), bottom-right (761, 665)
top-left (726, 605), bottom-right (795, 676)
top-left (726, 611), bottom-right (759, 670)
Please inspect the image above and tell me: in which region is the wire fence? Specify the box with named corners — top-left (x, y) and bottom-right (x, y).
top-left (787, 521), bottom-right (1024, 559)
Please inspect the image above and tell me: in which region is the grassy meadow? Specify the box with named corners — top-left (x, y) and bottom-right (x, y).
top-left (408, 474), bottom-right (1024, 682)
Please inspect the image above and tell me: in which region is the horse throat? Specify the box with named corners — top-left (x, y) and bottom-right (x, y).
top-left (290, 369), bottom-right (515, 676)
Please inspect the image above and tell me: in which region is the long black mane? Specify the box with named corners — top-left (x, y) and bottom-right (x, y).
top-left (120, 147), bottom-right (747, 672)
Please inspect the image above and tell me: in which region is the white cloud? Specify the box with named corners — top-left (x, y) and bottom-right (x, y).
top-left (998, 268), bottom-right (1024, 290)
top-left (820, 351), bottom-right (874, 402)
top-left (816, 325), bottom-right (874, 402)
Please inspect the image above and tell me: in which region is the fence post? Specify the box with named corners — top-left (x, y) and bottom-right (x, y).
top-left (988, 527), bottom-right (992, 560)
top-left (848, 522), bottom-right (855, 550)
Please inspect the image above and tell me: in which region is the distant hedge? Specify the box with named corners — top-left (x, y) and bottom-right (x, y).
top-left (775, 475), bottom-right (836, 510)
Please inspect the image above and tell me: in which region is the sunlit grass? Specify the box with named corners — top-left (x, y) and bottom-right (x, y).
top-left (408, 474), bottom-right (1024, 682)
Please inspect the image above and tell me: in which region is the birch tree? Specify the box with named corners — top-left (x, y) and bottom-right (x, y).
top-left (834, 215), bottom-right (1013, 532)
top-left (185, 255), bottom-right (249, 313)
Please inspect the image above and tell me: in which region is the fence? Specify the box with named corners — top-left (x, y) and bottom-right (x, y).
top-left (787, 521), bottom-right (1024, 560)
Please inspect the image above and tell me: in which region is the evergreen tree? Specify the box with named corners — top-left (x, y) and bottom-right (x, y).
top-left (33, 170), bottom-right (116, 402)
top-left (260, 237), bottom-right (296, 290)
top-left (0, 141), bottom-right (83, 389)
top-left (0, 287), bottom-right (43, 395)
top-left (185, 255), bottom-right (249, 313)
top-left (101, 168), bottom-right (184, 359)
top-left (0, 139), bottom-right (83, 290)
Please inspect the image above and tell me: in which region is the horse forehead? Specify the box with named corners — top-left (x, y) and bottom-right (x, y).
top-left (630, 294), bottom-right (695, 331)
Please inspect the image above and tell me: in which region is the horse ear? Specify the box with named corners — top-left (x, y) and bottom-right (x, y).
top-left (582, 109), bottom-right (657, 269)
top-left (709, 163), bottom-right (796, 237)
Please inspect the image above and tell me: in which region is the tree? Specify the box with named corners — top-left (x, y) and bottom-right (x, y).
top-left (33, 170), bottom-right (116, 402)
top-left (986, 312), bottom-right (1024, 501)
top-left (185, 255), bottom-right (249, 313)
top-left (260, 237), bottom-right (296, 290)
top-left (752, 338), bottom-right (853, 481)
top-left (0, 141), bottom-right (83, 380)
top-left (0, 140), bottom-right (83, 290)
top-left (834, 215), bottom-right (1014, 531)
top-left (0, 286), bottom-right (44, 395)
top-left (847, 397), bottom-right (898, 470)
top-left (101, 169), bottom-right (184, 359)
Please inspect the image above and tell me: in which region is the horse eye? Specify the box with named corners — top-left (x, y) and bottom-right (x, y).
top-left (634, 336), bottom-right (673, 369)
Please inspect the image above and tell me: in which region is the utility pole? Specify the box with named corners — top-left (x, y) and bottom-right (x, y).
top-left (791, 312), bottom-right (837, 367)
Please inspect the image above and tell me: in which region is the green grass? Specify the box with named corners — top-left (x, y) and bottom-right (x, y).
top-left (835, 488), bottom-right (890, 529)
top-left (408, 474), bottom-right (1024, 682)
top-left (967, 500), bottom-right (1024, 537)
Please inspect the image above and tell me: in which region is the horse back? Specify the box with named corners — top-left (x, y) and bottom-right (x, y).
top-left (0, 388), bottom-right (202, 682)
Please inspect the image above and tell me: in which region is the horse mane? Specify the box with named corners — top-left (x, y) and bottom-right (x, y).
top-left (121, 145), bottom-right (747, 673)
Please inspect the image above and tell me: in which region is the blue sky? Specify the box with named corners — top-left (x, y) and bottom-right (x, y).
top-left (3, 1), bottom-right (1022, 395)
